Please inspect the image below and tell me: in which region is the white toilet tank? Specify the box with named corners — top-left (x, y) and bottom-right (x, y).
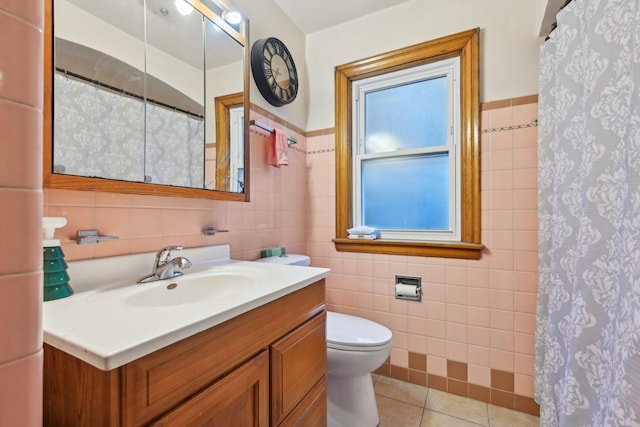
top-left (255, 254), bottom-right (311, 266)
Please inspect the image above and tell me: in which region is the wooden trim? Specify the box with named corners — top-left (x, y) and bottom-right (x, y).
top-left (333, 29), bottom-right (483, 259)
top-left (306, 128), bottom-right (336, 138)
top-left (512, 94), bottom-right (539, 106)
top-left (481, 94), bottom-right (538, 111)
top-left (480, 99), bottom-right (511, 111)
top-left (333, 238), bottom-right (484, 259)
top-left (334, 63), bottom-right (354, 239)
top-left (214, 92), bottom-right (243, 192)
top-left (43, 0), bottom-right (249, 202)
top-left (249, 102), bottom-right (306, 137)
top-left (460, 29), bottom-right (481, 244)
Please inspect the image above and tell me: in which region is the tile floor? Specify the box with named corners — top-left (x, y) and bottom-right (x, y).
top-left (373, 375), bottom-right (540, 427)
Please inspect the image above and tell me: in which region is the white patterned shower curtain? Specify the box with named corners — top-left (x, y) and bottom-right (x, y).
top-left (535, 0), bottom-right (640, 426)
top-left (54, 73), bottom-right (204, 187)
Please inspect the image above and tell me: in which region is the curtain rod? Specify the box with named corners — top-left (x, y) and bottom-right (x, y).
top-left (249, 120), bottom-right (298, 145)
top-left (55, 67), bottom-right (204, 120)
top-left (540, 0), bottom-right (573, 39)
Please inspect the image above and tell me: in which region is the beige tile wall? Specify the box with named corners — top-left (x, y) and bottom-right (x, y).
top-left (0, 0), bottom-right (44, 425)
top-left (306, 98), bottom-right (539, 411)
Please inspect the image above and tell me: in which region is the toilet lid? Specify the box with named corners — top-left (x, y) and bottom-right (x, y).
top-left (326, 311), bottom-right (392, 349)
top-left (255, 254), bottom-right (310, 266)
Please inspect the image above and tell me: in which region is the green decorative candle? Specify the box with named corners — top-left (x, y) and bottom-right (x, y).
top-left (43, 217), bottom-right (73, 301)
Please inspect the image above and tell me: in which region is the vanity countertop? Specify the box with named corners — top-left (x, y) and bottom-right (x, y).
top-left (43, 246), bottom-right (330, 371)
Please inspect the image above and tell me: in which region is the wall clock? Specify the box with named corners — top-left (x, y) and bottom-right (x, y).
top-left (251, 37), bottom-right (299, 107)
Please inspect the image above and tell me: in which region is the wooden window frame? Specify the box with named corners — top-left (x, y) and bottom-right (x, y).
top-left (214, 92), bottom-right (244, 191)
top-left (333, 29), bottom-right (484, 259)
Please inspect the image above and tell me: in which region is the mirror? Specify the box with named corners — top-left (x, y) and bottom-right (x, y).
top-left (44, 0), bottom-right (250, 200)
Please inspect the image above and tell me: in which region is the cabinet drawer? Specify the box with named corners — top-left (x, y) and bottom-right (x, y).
top-left (278, 378), bottom-right (326, 427)
top-left (151, 350), bottom-right (269, 427)
top-left (270, 313), bottom-right (327, 426)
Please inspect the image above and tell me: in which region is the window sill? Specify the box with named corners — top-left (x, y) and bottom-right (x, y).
top-left (333, 238), bottom-right (485, 260)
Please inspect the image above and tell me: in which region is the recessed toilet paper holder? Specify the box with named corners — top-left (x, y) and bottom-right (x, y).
top-left (395, 275), bottom-right (422, 301)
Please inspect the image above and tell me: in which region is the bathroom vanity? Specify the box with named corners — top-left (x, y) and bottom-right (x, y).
top-left (42, 246), bottom-right (330, 426)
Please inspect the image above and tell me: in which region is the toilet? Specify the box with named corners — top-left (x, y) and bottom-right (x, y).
top-left (257, 254), bottom-right (393, 427)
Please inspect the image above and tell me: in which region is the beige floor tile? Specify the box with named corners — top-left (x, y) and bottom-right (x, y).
top-left (488, 404), bottom-right (540, 427)
top-left (425, 389), bottom-right (489, 426)
top-left (373, 374), bottom-right (428, 407)
top-left (421, 409), bottom-right (485, 427)
top-left (377, 394), bottom-right (424, 427)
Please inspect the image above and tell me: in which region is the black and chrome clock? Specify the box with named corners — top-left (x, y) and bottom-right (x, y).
top-left (251, 37), bottom-right (299, 107)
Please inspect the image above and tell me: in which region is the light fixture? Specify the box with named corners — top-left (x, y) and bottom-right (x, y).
top-left (223, 10), bottom-right (242, 25)
top-left (175, 0), bottom-right (194, 16)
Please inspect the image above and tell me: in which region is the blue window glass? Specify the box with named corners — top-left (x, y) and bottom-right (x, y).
top-left (364, 76), bottom-right (448, 154)
top-left (361, 154), bottom-right (449, 230)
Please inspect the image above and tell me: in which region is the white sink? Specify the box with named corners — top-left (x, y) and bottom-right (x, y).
top-left (85, 264), bottom-right (267, 308)
top-left (125, 268), bottom-right (259, 307)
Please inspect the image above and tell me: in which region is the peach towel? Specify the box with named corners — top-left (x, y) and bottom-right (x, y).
top-left (268, 128), bottom-right (289, 167)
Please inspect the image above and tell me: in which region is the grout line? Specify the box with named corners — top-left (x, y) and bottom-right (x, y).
top-left (374, 375), bottom-right (501, 427)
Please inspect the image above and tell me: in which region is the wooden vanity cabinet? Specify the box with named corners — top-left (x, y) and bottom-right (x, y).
top-left (43, 280), bottom-right (327, 427)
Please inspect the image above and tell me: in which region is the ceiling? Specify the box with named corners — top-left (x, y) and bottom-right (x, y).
top-left (64, 0), bottom-right (244, 69)
top-left (272, 0), bottom-right (412, 34)
top-left (61, 0), bottom-right (413, 70)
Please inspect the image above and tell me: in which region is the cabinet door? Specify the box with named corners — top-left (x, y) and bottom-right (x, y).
top-left (151, 350), bottom-right (269, 427)
top-left (278, 378), bottom-right (326, 427)
top-left (271, 313), bottom-right (327, 426)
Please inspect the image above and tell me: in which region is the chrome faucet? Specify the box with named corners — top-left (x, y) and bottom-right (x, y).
top-left (137, 246), bottom-right (192, 283)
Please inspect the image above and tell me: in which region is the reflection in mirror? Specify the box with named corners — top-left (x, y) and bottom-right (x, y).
top-left (47, 0), bottom-right (249, 198)
top-left (144, 0), bottom-right (205, 188)
top-left (53, 0), bottom-right (146, 182)
top-left (211, 93), bottom-right (243, 191)
top-left (205, 14), bottom-right (245, 192)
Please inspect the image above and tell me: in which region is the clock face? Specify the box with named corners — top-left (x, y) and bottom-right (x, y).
top-left (251, 38), bottom-right (298, 107)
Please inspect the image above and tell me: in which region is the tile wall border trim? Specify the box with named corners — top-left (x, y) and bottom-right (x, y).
top-left (250, 103), bottom-right (306, 137)
top-left (481, 120), bottom-right (538, 134)
top-left (481, 94), bottom-right (538, 111)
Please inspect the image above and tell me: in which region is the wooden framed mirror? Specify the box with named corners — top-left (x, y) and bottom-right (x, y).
top-left (43, 0), bottom-right (250, 201)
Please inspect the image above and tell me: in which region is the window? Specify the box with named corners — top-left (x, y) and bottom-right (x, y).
top-left (334, 29), bottom-right (483, 259)
top-left (354, 59), bottom-right (460, 241)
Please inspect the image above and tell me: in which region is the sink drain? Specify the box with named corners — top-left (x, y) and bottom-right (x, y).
top-left (167, 283), bottom-right (178, 290)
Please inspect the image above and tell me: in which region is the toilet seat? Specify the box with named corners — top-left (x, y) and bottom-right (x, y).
top-left (326, 312), bottom-right (392, 352)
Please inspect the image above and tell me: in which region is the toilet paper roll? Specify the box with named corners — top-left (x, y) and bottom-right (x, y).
top-left (395, 283), bottom-right (419, 298)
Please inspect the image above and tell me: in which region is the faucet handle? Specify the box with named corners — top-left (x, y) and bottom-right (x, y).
top-left (155, 245), bottom-right (184, 266)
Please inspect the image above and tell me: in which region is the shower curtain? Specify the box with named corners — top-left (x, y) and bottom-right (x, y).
top-left (54, 73), bottom-right (204, 187)
top-left (535, 0), bottom-right (640, 426)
